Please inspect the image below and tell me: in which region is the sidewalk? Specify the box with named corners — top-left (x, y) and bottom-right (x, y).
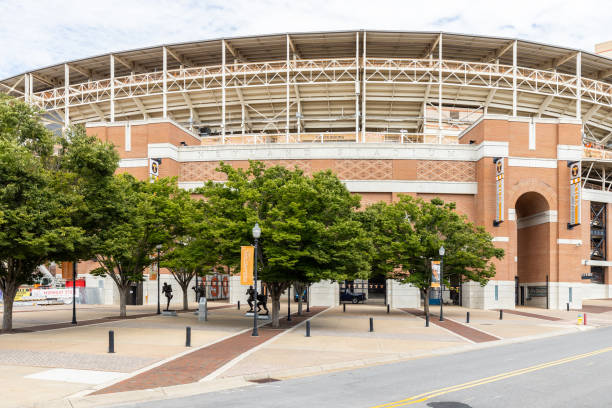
top-left (2, 299), bottom-right (611, 408)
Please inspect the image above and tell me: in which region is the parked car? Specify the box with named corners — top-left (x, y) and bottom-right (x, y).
top-left (340, 290), bottom-right (366, 304)
top-left (294, 290), bottom-right (307, 302)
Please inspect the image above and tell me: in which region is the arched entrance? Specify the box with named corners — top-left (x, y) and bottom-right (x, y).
top-left (515, 191), bottom-right (551, 307)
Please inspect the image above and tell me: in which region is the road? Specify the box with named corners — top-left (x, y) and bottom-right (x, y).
top-left (113, 326), bottom-right (612, 408)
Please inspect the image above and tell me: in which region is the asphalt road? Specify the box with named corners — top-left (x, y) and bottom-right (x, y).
top-left (114, 326), bottom-right (612, 408)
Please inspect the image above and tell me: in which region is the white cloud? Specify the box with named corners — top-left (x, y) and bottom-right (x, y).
top-left (0, 0), bottom-right (611, 78)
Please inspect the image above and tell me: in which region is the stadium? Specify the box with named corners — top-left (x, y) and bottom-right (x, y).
top-left (2, 30), bottom-right (612, 310)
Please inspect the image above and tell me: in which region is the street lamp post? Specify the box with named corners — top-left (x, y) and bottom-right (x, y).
top-left (252, 223), bottom-right (261, 337)
top-left (71, 261), bottom-right (77, 325)
top-left (156, 244), bottom-right (162, 315)
top-left (439, 246), bottom-right (445, 322)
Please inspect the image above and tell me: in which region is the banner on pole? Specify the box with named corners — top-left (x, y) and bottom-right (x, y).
top-left (569, 161), bottom-right (581, 228)
top-left (149, 158), bottom-right (160, 182)
top-left (240, 246), bottom-right (254, 285)
top-left (431, 261), bottom-right (441, 288)
top-left (494, 158), bottom-right (504, 226)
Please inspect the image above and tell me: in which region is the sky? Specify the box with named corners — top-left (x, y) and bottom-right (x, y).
top-left (1, 0), bottom-right (611, 79)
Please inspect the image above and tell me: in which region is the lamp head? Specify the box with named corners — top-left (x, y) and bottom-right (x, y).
top-left (252, 222), bottom-right (261, 239)
top-left (439, 246), bottom-right (445, 256)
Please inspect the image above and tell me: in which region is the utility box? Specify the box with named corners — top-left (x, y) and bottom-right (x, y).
top-left (198, 297), bottom-right (208, 322)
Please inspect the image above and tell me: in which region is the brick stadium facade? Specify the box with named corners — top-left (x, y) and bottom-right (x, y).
top-left (84, 115), bottom-right (601, 310)
top-left (4, 31), bottom-right (612, 309)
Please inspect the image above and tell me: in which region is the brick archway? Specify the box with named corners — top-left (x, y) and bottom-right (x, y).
top-left (510, 181), bottom-right (555, 308)
top-left (507, 178), bottom-right (556, 212)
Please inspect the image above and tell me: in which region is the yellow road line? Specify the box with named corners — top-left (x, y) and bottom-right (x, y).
top-left (370, 347), bottom-right (612, 408)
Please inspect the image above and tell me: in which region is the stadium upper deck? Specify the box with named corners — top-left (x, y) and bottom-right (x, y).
top-left (1, 30), bottom-right (611, 147)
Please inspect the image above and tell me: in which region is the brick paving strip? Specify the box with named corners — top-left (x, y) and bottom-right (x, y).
top-left (0, 305), bottom-right (233, 334)
top-left (502, 309), bottom-right (562, 321)
top-left (402, 308), bottom-right (499, 343)
top-left (92, 306), bottom-right (326, 395)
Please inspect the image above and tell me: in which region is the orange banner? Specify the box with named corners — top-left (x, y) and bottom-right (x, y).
top-left (240, 246), bottom-right (254, 285)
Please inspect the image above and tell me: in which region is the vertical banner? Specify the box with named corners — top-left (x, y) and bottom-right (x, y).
top-left (149, 158), bottom-right (160, 182)
top-left (431, 260), bottom-right (441, 288)
top-left (569, 161), bottom-right (581, 228)
top-left (240, 246), bottom-right (254, 285)
top-left (494, 158), bottom-right (504, 226)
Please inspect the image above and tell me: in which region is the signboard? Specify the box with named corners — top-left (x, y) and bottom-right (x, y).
top-left (240, 245), bottom-right (254, 285)
top-left (149, 158), bottom-right (160, 182)
top-left (431, 260), bottom-right (441, 288)
top-left (494, 158), bottom-right (504, 226)
top-left (15, 288), bottom-right (31, 301)
top-left (31, 289), bottom-right (74, 301)
top-left (568, 161), bottom-right (581, 228)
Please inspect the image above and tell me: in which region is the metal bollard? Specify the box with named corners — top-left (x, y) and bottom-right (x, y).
top-left (387, 304), bottom-right (390, 314)
top-left (238, 300), bottom-right (240, 310)
top-left (306, 321), bottom-right (311, 337)
top-left (499, 309), bottom-right (503, 320)
top-left (425, 314), bottom-right (429, 327)
top-left (186, 326), bottom-right (191, 347)
top-left (108, 330), bottom-right (115, 353)
top-left (369, 317), bottom-right (374, 332)
top-left (343, 303), bottom-right (346, 313)
top-left (567, 302), bottom-right (570, 311)
top-left (466, 311), bottom-right (470, 323)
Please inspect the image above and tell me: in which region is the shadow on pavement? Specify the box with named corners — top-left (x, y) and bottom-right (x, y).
top-left (428, 402), bottom-right (473, 408)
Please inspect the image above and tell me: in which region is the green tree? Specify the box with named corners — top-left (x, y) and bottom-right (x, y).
top-left (201, 161), bottom-right (372, 328)
top-left (0, 96), bottom-right (117, 332)
top-left (389, 195), bottom-right (504, 318)
top-left (160, 195), bottom-right (216, 310)
top-left (90, 175), bottom-right (184, 317)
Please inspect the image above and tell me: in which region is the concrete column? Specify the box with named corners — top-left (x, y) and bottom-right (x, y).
top-left (355, 31), bottom-right (360, 142)
top-left (309, 280), bottom-right (339, 307)
top-left (221, 40), bottom-right (226, 144)
top-left (286, 34), bottom-right (290, 143)
top-left (162, 47), bottom-right (168, 119)
top-left (576, 52), bottom-right (582, 120)
top-left (512, 40), bottom-right (517, 117)
top-left (64, 64), bottom-right (69, 129)
top-left (361, 31), bottom-right (366, 143)
top-left (110, 55), bottom-right (115, 122)
top-left (385, 279), bottom-right (420, 308)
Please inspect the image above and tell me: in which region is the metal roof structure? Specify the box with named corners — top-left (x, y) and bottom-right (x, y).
top-left (1, 30), bottom-right (611, 143)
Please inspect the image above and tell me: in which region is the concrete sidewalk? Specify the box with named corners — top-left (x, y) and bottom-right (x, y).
top-left (1, 300), bottom-right (611, 408)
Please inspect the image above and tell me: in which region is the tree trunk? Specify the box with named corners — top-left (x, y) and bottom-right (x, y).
top-left (294, 282), bottom-right (304, 316)
top-left (267, 283), bottom-right (285, 328)
top-left (180, 282), bottom-right (189, 311)
top-left (423, 288), bottom-right (430, 320)
top-left (2, 283), bottom-right (18, 333)
top-left (118, 285), bottom-right (129, 317)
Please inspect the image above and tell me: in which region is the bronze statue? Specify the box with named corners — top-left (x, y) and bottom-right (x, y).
top-left (246, 286), bottom-right (268, 315)
top-left (162, 282), bottom-right (173, 311)
top-left (256, 293), bottom-right (269, 315)
top-left (246, 286), bottom-right (256, 311)
top-left (192, 284), bottom-right (205, 302)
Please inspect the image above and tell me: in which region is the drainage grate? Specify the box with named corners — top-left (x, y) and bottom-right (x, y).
top-left (249, 378), bottom-right (281, 384)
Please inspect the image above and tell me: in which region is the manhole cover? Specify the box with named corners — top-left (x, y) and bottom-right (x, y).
top-left (249, 378), bottom-right (281, 384)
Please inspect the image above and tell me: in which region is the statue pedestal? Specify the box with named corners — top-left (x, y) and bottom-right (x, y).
top-left (244, 312), bottom-right (270, 320)
top-left (162, 310), bottom-right (177, 316)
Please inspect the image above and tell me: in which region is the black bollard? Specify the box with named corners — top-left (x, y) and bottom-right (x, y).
top-left (306, 321), bottom-right (311, 337)
top-left (425, 314), bottom-right (430, 327)
top-left (238, 300), bottom-right (240, 310)
top-left (343, 303), bottom-right (346, 313)
top-left (499, 309), bottom-right (503, 320)
top-left (466, 311), bottom-right (470, 323)
top-left (108, 330), bottom-right (115, 353)
top-left (567, 302), bottom-right (570, 311)
top-left (186, 326), bottom-right (191, 347)
top-left (369, 317), bottom-right (374, 332)
top-left (387, 304), bottom-right (390, 314)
